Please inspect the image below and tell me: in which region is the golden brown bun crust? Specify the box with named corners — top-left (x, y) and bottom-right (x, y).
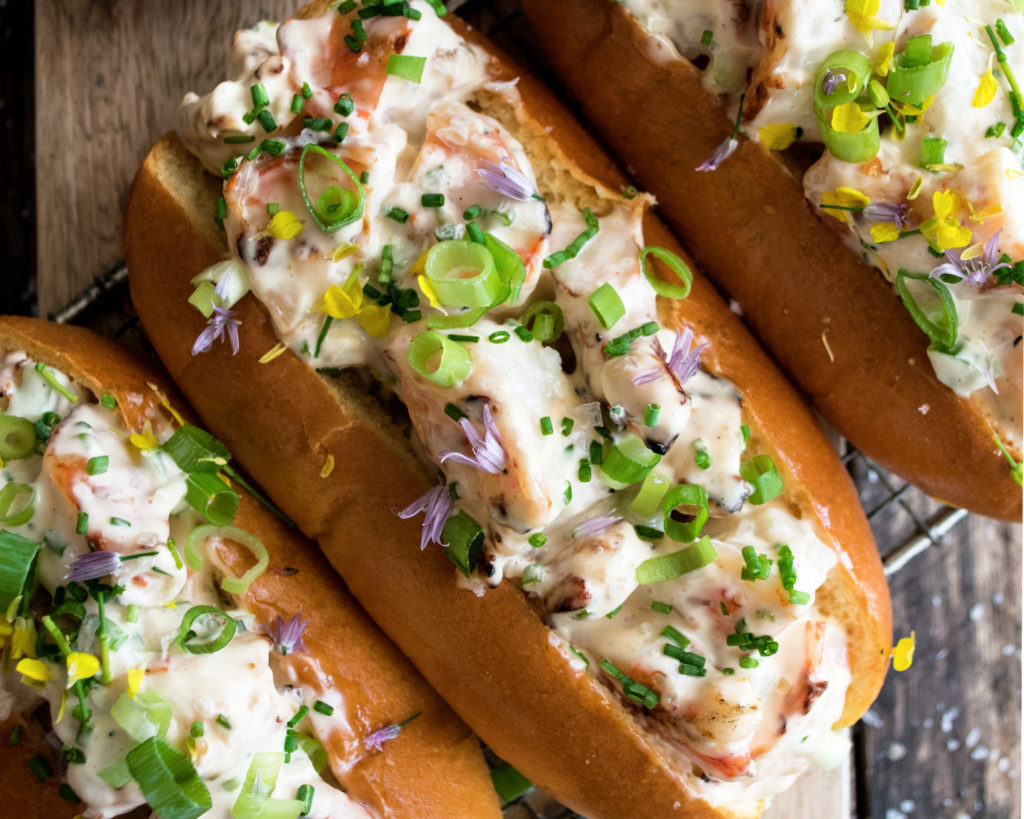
top-left (522, 0), bottom-right (1022, 522)
top-left (124, 13), bottom-right (888, 818)
top-left (0, 316), bottom-right (499, 819)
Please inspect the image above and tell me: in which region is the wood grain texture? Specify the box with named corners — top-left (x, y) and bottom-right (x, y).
top-left (30, 1), bottom-right (1021, 817)
top-left (34, 0), bottom-right (297, 316)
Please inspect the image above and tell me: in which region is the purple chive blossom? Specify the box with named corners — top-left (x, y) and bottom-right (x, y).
top-left (439, 404), bottom-right (507, 474)
top-left (476, 157), bottom-right (538, 201)
top-left (572, 514), bottom-right (622, 540)
top-left (263, 612), bottom-right (308, 655)
top-left (930, 230), bottom-right (1010, 286)
top-left (363, 712), bottom-right (421, 753)
top-left (863, 200), bottom-right (909, 227)
top-left (632, 328), bottom-right (708, 388)
top-left (66, 550), bottom-right (120, 582)
top-left (191, 306), bottom-right (240, 356)
top-left (396, 483), bottom-right (454, 550)
top-left (821, 69), bottom-right (846, 97)
top-left (696, 137), bottom-right (738, 172)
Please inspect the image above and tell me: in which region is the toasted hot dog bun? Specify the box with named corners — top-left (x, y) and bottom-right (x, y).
top-left (522, 0), bottom-right (1022, 522)
top-left (0, 316), bottom-right (499, 819)
top-left (124, 5), bottom-right (891, 817)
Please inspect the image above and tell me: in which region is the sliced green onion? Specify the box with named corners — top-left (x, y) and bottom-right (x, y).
top-left (816, 104), bottom-right (880, 163)
top-left (0, 531), bottom-right (39, 611)
top-left (126, 737), bottom-right (211, 819)
top-left (628, 471), bottom-right (670, 518)
top-left (386, 55), bottom-right (427, 83)
top-left (316, 185), bottom-right (361, 228)
top-left (190, 524), bottom-right (268, 594)
top-left (521, 301), bottom-right (564, 342)
top-left (813, 50), bottom-right (872, 110)
top-left (424, 240), bottom-right (501, 307)
top-left (921, 135), bottom-right (947, 168)
top-left (588, 283), bottom-right (626, 329)
top-left (895, 270), bottom-right (958, 351)
top-left (0, 482), bottom-right (35, 526)
top-left (441, 510), bottom-right (484, 577)
top-left (639, 246), bottom-right (693, 300)
top-left (490, 760), bottom-right (534, 802)
top-left (86, 455), bottom-right (109, 476)
top-left (601, 435), bottom-right (661, 486)
top-left (111, 692), bottom-right (172, 742)
top-left (739, 454), bottom-right (784, 505)
top-left (522, 563), bottom-right (545, 586)
top-left (480, 233), bottom-right (526, 304)
top-left (184, 472), bottom-right (239, 527)
top-left (741, 545), bottom-right (773, 581)
top-left (298, 144), bottom-right (365, 234)
top-left (296, 733), bottom-right (328, 774)
top-left (634, 524), bottom-right (664, 541)
top-left (662, 484), bottom-right (709, 542)
top-left (425, 304), bottom-right (491, 330)
top-left (0, 415), bottom-right (36, 460)
top-left (163, 425), bottom-right (231, 474)
top-left (408, 331), bottom-right (473, 387)
top-left (636, 536), bottom-right (717, 584)
top-left (887, 39), bottom-right (954, 107)
top-left (177, 605), bottom-right (237, 655)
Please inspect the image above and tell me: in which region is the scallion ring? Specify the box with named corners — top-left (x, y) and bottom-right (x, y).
top-left (298, 144), bottom-right (365, 234)
top-left (627, 471), bottom-right (670, 518)
top-left (895, 270), bottom-right (958, 351)
top-left (482, 233), bottom-right (526, 305)
top-left (163, 424), bottom-right (231, 474)
top-left (0, 414), bottom-right (37, 461)
top-left (886, 39), bottom-right (954, 107)
top-left (424, 240), bottom-right (501, 308)
top-left (812, 49), bottom-right (872, 110)
top-left (176, 605), bottom-right (236, 655)
top-left (184, 472), bottom-right (239, 527)
top-left (0, 530), bottom-right (40, 611)
top-left (600, 435), bottom-right (661, 487)
top-left (588, 282), bottom-right (626, 330)
top-left (111, 691), bottom-right (172, 743)
top-left (662, 484), bottom-right (709, 543)
top-left (232, 752), bottom-right (305, 819)
top-left (636, 536), bottom-right (717, 584)
top-left (440, 510), bottom-right (484, 577)
top-left (125, 737), bottom-right (211, 819)
top-left (739, 454), bottom-right (784, 505)
top-left (407, 331), bottom-right (473, 387)
top-left (0, 482), bottom-right (35, 527)
top-left (189, 524), bottom-right (269, 595)
top-left (639, 246), bottom-right (693, 300)
top-left (520, 300), bottom-right (565, 343)
top-left (816, 105), bottom-right (880, 163)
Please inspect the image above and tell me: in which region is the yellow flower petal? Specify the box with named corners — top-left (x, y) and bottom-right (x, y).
top-left (906, 176), bottom-right (924, 201)
top-left (66, 652), bottom-right (100, 687)
top-left (875, 41), bottom-right (895, 77)
top-left (758, 123), bottom-right (799, 151)
top-left (266, 210), bottom-right (304, 241)
top-left (146, 383), bottom-right (184, 427)
top-left (331, 243), bottom-right (359, 263)
top-left (259, 342), bottom-right (289, 364)
top-left (973, 63), bottom-right (998, 109)
top-left (357, 303), bottom-right (393, 338)
top-left (831, 101), bottom-right (872, 133)
top-left (410, 249), bottom-right (429, 277)
top-left (12, 618), bottom-right (36, 660)
top-left (935, 220), bottom-right (972, 250)
top-left (932, 189), bottom-right (957, 219)
top-left (870, 222), bottom-right (902, 243)
top-left (1007, 169), bottom-right (1023, 181)
top-left (417, 274), bottom-right (442, 309)
top-left (17, 657), bottom-right (52, 685)
top-left (845, 0), bottom-right (894, 42)
top-left (316, 284), bottom-right (362, 319)
top-left (891, 630), bottom-right (915, 672)
top-left (130, 421), bottom-right (159, 452)
top-left (127, 666), bottom-right (146, 698)
top-left (55, 690), bottom-right (67, 723)
top-left (320, 454), bottom-right (335, 479)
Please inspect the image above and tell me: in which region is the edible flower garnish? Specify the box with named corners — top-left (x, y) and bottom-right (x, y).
top-left (758, 122), bottom-right (798, 150)
top-left (821, 69), bottom-right (846, 97)
top-left (397, 482), bottom-right (454, 550)
top-left (633, 327), bottom-right (708, 388)
top-left (697, 94), bottom-right (745, 172)
top-left (844, 0), bottom-right (893, 44)
top-left (66, 549), bottom-right (121, 582)
top-left (263, 612), bottom-right (309, 655)
top-left (973, 56), bottom-right (998, 108)
top-left (930, 230), bottom-right (1009, 285)
top-left (572, 514), bottom-right (622, 540)
top-left (11, 617), bottom-right (36, 660)
top-left (191, 305), bottom-right (241, 356)
top-left (363, 712), bottom-right (421, 753)
top-left (476, 157), bottom-right (538, 201)
top-left (439, 404), bottom-right (507, 474)
top-left (863, 200), bottom-right (908, 227)
top-left (891, 631), bottom-right (915, 672)
top-left (265, 210), bottom-right (304, 240)
top-left (66, 652), bottom-right (101, 687)
top-left (920, 190), bottom-right (971, 251)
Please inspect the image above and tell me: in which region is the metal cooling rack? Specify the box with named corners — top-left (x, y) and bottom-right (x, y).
top-left (52, 258), bottom-right (968, 819)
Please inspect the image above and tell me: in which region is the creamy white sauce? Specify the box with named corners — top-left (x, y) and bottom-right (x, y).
top-left (0, 355), bottom-right (371, 819)
top-left (180, 2), bottom-right (856, 809)
top-left (623, 0), bottom-right (1024, 442)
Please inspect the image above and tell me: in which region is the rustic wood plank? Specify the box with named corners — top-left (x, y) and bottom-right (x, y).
top-left (34, 0), bottom-right (297, 316)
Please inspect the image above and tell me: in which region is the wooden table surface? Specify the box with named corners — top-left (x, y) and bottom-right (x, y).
top-left (2, 1), bottom-right (1019, 816)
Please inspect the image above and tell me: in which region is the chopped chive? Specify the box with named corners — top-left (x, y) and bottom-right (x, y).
top-left (700, 29), bottom-right (713, 47)
top-left (344, 34), bottom-right (362, 53)
top-left (256, 109), bottom-right (277, 133)
top-left (337, 0), bottom-right (356, 12)
top-left (560, 417), bottom-right (574, 436)
top-left (304, 117), bottom-right (333, 132)
top-left (298, 784), bottom-right (315, 816)
top-left (216, 714), bottom-right (232, 730)
top-left (588, 440), bottom-right (603, 464)
top-left (421, 193), bottom-right (445, 207)
top-left (301, 81), bottom-right (313, 99)
top-left (539, 416), bottom-right (554, 435)
top-left (86, 455), bottom-right (109, 476)
top-left (605, 605), bottom-right (622, 619)
top-left (513, 325), bottom-right (533, 342)
top-left (100, 393), bottom-right (117, 409)
top-left (288, 706), bottom-right (309, 728)
top-left (447, 334), bottom-right (479, 343)
top-left (528, 533), bottom-right (547, 548)
top-left (58, 784), bottom-right (80, 804)
top-left (28, 755), bottom-right (53, 782)
top-left (643, 403), bottom-right (661, 427)
top-left (75, 512), bottom-right (89, 535)
top-left (313, 700), bottom-right (334, 716)
top-left (722, 667), bottom-right (736, 675)
top-left (1012, 302), bottom-right (1024, 316)
top-left (739, 656), bottom-right (759, 669)
top-left (224, 134), bottom-right (256, 144)
top-left (9, 725), bottom-right (23, 745)
top-left (386, 207), bottom-right (409, 224)
top-left (577, 460), bottom-right (592, 482)
top-left (190, 721), bottom-right (204, 738)
top-left (351, 18), bottom-right (367, 43)
top-left (334, 93), bottom-right (355, 116)
top-left (332, 121), bottom-right (349, 144)
top-left (462, 205), bottom-right (481, 220)
top-left (290, 93), bottom-right (303, 114)
top-left (563, 482), bottom-right (573, 504)
top-left (314, 315), bottom-right (333, 358)
top-left (660, 625), bottom-right (690, 647)
top-left (997, 18), bottom-right (1015, 46)
top-left (720, 601), bottom-right (730, 615)
top-left (634, 525), bottom-right (664, 541)
top-left (987, 122), bottom-right (1007, 138)
top-left (921, 135), bottom-right (947, 168)
top-left (126, 604), bottom-right (139, 623)
top-left (740, 424), bottom-right (750, 445)
top-left (443, 402), bottom-right (467, 422)
top-left (109, 517), bottom-right (131, 527)
top-left (651, 601), bottom-right (673, 614)
top-left (466, 222), bottom-right (485, 244)
top-left (679, 663), bottom-right (707, 677)
top-left (622, 185), bottom-right (638, 199)
top-left (488, 330), bottom-right (510, 344)
top-left (250, 83), bottom-right (269, 108)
